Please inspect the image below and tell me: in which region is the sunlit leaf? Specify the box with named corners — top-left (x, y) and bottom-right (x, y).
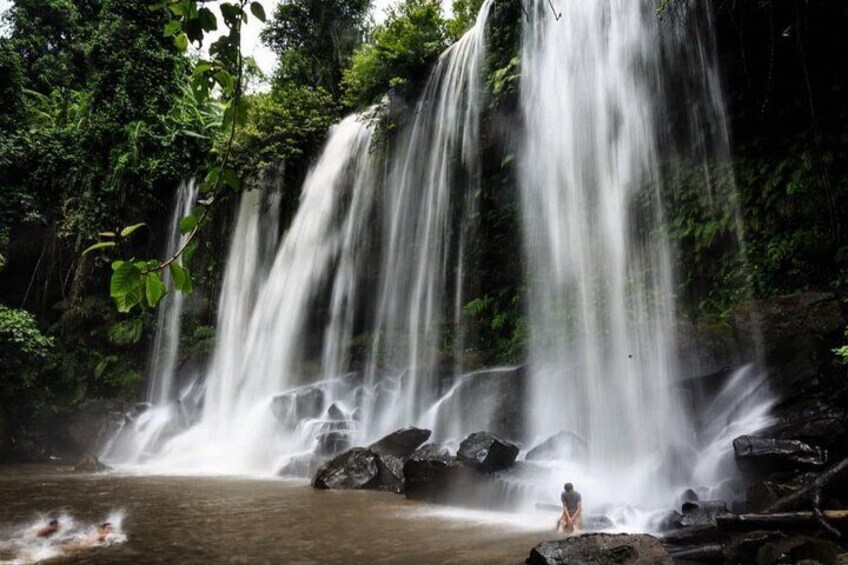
top-left (82, 241), bottom-right (116, 255)
top-left (120, 223), bottom-right (146, 238)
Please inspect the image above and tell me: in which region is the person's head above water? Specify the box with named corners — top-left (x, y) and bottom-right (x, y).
top-left (99, 523), bottom-right (113, 534)
top-left (563, 482), bottom-right (574, 492)
top-left (48, 519), bottom-right (59, 527)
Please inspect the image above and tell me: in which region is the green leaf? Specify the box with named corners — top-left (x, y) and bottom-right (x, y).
top-left (111, 262), bottom-right (145, 313)
top-left (164, 20), bottom-right (182, 36)
top-left (170, 263), bottom-right (193, 294)
top-left (179, 214), bottom-right (198, 235)
top-left (250, 1), bottom-right (266, 22)
top-left (174, 33), bottom-right (189, 51)
top-left (98, 231), bottom-right (117, 238)
top-left (182, 238), bottom-right (200, 265)
top-left (82, 241), bottom-right (116, 256)
top-left (144, 272), bottom-right (167, 307)
top-left (198, 7), bottom-right (218, 31)
top-left (120, 222), bottom-right (146, 237)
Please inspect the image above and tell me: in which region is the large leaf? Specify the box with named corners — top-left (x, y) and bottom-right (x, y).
top-left (179, 213), bottom-right (198, 235)
top-left (110, 262), bottom-right (144, 313)
top-left (250, 2), bottom-right (266, 22)
top-left (82, 241), bottom-right (116, 256)
top-left (144, 272), bottom-right (167, 307)
top-left (170, 263), bottom-right (193, 295)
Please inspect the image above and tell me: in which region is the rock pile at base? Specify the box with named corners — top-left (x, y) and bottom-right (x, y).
top-left (526, 534), bottom-right (673, 565)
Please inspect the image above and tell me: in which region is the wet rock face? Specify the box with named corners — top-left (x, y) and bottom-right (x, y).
top-left (526, 431), bottom-right (587, 462)
top-left (312, 447), bottom-right (403, 492)
top-left (457, 431), bottom-right (519, 473)
top-left (733, 435), bottom-right (827, 473)
top-left (313, 448), bottom-right (380, 490)
top-left (402, 443), bottom-right (525, 510)
top-left (526, 534), bottom-right (673, 565)
top-left (368, 427), bottom-right (431, 458)
top-left (678, 501), bottom-right (730, 528)
top-left (270, 386), bottom-right (324, 425)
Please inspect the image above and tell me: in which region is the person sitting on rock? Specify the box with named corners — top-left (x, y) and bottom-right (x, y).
top-left (557, 482), bottom-right (582, 535)
top-left (35, 519), bottom-right (60, 538)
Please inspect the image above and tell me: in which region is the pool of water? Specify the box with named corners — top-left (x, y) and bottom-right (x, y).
top-left (0, 466), bottom-right (553, 564)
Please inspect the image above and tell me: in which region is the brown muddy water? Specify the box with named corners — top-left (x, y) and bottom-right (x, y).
top-left (0, 466), bottom-right (553, 564)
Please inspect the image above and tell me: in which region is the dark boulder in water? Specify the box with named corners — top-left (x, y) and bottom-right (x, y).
top-left (312, 447), bottom-right (403, 492)
top-left (369, 426), bottom-right (431, 458)
top-left (733, 435), bottom-right (827, 473)
top-left (457, 431), bottom-right (519, 473)
top-left (526, 430), bottom-right (587, 461)
top-left (679, 500), bottom-right (730, 528)
top-left (73, 455), bottom-right (111, 473)
top-left (403, 443), bottom-right (523, 509)
top-left (526, 533), bottom-right (673, 565)
top-left (313, 448), bottom-right (379, 490)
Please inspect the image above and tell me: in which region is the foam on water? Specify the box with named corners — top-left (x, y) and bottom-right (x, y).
top-left (0, 511), bottom-right (126, 565)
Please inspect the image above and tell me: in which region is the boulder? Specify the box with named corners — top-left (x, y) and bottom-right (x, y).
top-left (734, 435), bottom-right (827, 473)
top-left (766, 401), bottom-right (847, 450)
top-left (457, 431), bottom-right (519, 473)
top-left (746, 472), bottom-right (818, 511)
top-left (313, 448), bottom-right (379, 490)
top-left (403, 444), bottom-right (520, 509)
top-left (377, 454), bottom-right (404, 494)
top-left (73, 455), bottom-right (111, 473)
top-left (325, 403), bottom-right (345, 422)
top-left (526, 431), bottom-right (587, 462)
top-left (679, 500), bottom-right (729, 528)
top-left (526, 534), bottom-right (673, 565)
top-left (369, 427), bottom-right (431, 458)
top-left (312, 447), bottom-right (402, 492)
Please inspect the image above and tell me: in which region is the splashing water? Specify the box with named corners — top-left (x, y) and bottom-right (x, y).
top-left (0, 511), bottom-right (126, 565)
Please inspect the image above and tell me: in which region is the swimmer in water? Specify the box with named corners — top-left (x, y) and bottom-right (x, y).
top-left (64, 522), bottom-right (114, 551)
top-left (35, 519), bottom-right (60, 538)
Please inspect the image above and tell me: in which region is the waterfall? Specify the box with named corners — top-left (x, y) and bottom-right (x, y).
top-left (360, 0), bottom-right (494, 438)
top-left (147, 180), bottom-right (199, 406)
top-left (517, 0), bottom-right (745, 507)
top-left (101, 180), bottom-right (199, 463)
top-left (108, 0), bottom-right (763, 523)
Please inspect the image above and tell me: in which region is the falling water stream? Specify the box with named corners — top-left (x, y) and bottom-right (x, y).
top-left (103, 0), bottom-right (769, 532)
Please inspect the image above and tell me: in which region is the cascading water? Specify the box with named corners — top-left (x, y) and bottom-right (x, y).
top-left (519, 0), bottom-right (685, 495)
top-left (148, 180), bottom-right (199, 407)
top-left (359, 0), bottom-right (493, 438)
top-left (516, 0), bottom-right (757, 512)
top-left (143, 115), bottom-right (376, 473)
top-left (101, 180), bottom-right (199, 463)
